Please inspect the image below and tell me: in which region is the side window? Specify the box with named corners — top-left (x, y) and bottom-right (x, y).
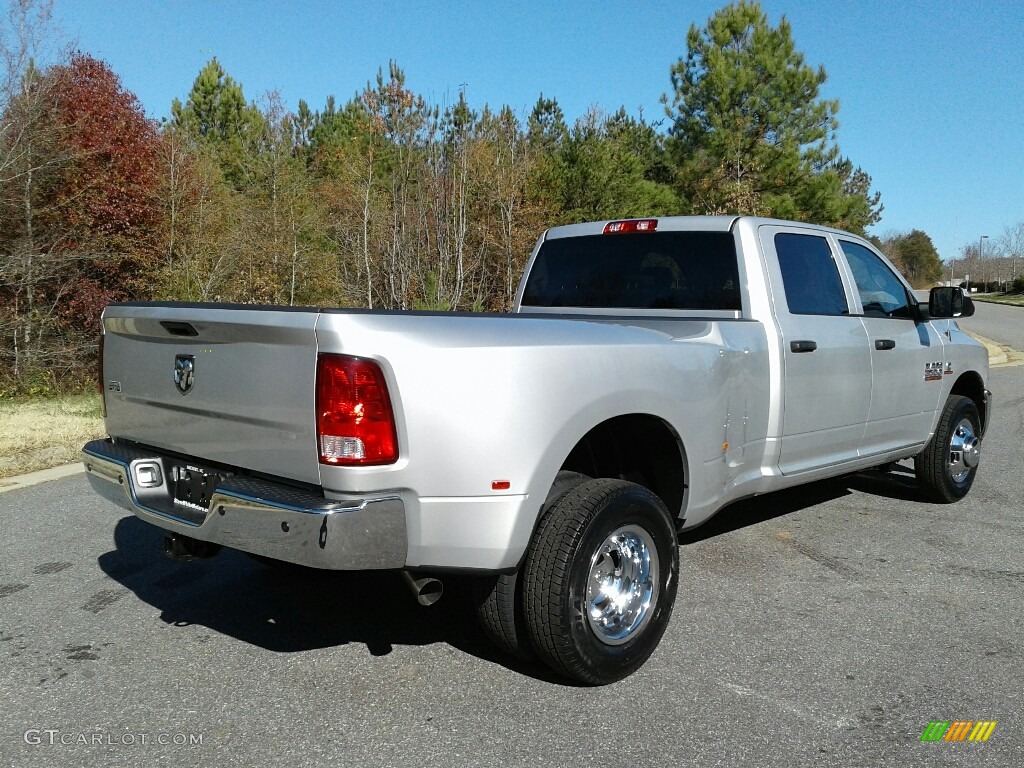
top-left (840, 241), bottom-right (912, 319)
top-left (774, 233), bottom-right (849, 316)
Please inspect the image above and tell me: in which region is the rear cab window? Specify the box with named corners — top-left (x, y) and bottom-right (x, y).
top-left (520, 231), bottom-right (741, 311)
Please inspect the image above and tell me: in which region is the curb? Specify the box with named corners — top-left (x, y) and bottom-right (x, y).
top-left (0, 462), bottom-right (85, 494)
top-left (963, 331), bottom-right (1024, 368)
top-left (965, 332), bottom-right (1007, 366)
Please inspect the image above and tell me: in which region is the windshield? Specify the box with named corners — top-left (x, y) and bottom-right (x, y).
top-left (521, 231), bottom-right (740, 310)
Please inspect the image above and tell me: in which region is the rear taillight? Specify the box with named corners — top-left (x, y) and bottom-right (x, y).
top-left (603, 219), bottom-right (658, 234)
top-left (316, 354), bottom-right (398, 466)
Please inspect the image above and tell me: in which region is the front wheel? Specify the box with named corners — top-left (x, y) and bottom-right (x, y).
top-left (522, 479), bottom-right (678, 685)
top-left (915, 395), bottom-right (982, 503)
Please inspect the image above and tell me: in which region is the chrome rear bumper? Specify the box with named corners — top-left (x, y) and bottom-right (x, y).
top-left (82, 439), bottom-right (407, 570)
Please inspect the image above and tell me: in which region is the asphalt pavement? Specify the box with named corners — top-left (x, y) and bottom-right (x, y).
top-left (957, 300), bottom-right (1024, 359)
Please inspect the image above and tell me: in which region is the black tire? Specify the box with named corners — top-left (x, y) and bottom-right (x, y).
top-left (472, 571), bottom-right (532, 661)
top-left (473, 471), bottom-right (589, 661)
top-left (522, 478), bottom-right (679, 685)
top-left (915, 395), bottom-right (982, 503)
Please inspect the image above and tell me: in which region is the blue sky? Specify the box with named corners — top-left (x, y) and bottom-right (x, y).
top-left (53, 0), bottom-right (1023, 262)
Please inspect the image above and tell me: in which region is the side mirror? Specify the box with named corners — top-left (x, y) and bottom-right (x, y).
top-left (929, 286), bottom-right (975, 319)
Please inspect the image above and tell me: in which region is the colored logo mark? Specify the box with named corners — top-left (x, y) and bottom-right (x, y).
top-left (920, 721), bottom-right (997, 742)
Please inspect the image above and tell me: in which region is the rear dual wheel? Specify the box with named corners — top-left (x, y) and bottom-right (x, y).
top-left (522, 478), bottom-right (678, 685)
top-left (472, 472), bottom-right (588, 661)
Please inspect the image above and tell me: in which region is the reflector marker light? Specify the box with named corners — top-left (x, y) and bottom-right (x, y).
top-left (491, 480), bottom-right (511, 491)
top-left (603, 219), bottom-right (658, 234)
top-left (316, 354), bottom-right (398, 466)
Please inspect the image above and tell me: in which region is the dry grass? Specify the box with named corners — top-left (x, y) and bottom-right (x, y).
top-left (0, 394), bottom-right (105, 478)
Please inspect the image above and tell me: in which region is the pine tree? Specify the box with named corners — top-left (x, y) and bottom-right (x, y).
top-left (664, 0), bottom-right (880, 229)
top-left (884, 230), bottom-right (943, 287)
top-left (170, 58), bottom-right (265, 188)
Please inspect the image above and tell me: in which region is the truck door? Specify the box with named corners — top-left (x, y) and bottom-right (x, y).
top-left (759, 227), bottom-right (871, 475)
top-left (835, 238), bottom-right (944, 454)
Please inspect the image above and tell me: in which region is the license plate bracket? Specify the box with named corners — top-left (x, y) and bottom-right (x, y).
top-left (172, 464), bottom-right (222, 510)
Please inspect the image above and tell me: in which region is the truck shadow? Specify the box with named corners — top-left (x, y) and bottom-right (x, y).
top-left (678, 464), bottom-right (924, 545)
top-left (97, 516), bottom-right (568, 684)
top-left (98, 465), bottom-right (925, 685)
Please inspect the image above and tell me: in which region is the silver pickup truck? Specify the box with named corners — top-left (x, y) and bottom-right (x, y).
top-left (83, 216), bottom-right (989, 685)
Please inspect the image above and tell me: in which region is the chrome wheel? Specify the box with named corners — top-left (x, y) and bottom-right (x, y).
top-left (585, 524), bottom-right (659, 645)
top-left (949, 418), bottom-right (981, 483)
top-left (524, 479), bottom-right (678, 684)
top-left (916, 395), bottom-right (982, 504)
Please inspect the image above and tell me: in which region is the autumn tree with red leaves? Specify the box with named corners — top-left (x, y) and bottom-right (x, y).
top-left (0, 52), bottom-right (163, 392)
top-left (45, 54), bottom-right (163, 333)
top-left (49, 54), bottom-right (162, 247)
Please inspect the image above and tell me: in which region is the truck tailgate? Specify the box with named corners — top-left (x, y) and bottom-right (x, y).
top-left (101, 304), bottom-right (322, 485)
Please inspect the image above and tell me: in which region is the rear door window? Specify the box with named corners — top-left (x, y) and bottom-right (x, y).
top-left (774, 233), bottom-right (849, 316)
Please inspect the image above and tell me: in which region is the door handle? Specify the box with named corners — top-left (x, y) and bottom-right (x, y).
top-left (790, 340), bottom-right (817, 353)
top-left (875, 339), bottom-right (896, 350)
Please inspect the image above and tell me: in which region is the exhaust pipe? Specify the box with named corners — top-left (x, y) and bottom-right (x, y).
top-left (401, 571), bottom-right (443, 606)
top-left (163, 534), bottom-right (221, 561)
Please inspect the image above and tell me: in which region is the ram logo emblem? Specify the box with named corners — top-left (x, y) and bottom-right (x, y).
top-left (174, 354), bottom-right (195, 395)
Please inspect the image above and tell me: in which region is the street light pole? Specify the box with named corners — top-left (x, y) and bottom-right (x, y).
top-left (980, 235), bottom-right (989, 290)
